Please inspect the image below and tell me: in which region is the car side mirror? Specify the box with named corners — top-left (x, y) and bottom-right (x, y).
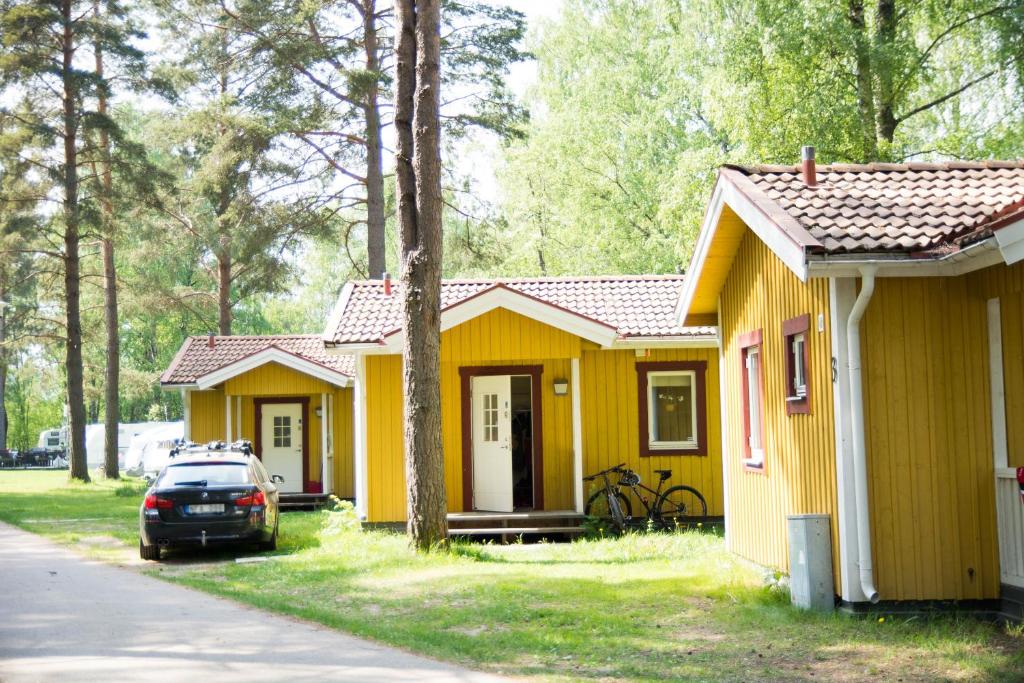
top-left (272, 474), bottom-right (285, 483)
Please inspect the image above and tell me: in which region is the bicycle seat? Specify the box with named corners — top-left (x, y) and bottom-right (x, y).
top-left (654, 469), bottom-right (672, 481)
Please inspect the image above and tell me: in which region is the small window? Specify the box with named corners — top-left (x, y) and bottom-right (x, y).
top-left (739, 329), bottom-right (765, 469)
top-left (273, 415), bottom-right (292, 448)
top-left (483, 393), bottom-right (499, 442)
top-left (783, 314), bottom-right (811, 415)
top-left (636, 361), bottom-right (708, 456)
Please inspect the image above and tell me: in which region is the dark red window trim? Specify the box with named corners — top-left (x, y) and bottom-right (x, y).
top-left (254, 396), bottom-right (314, 493)
top-left (738, 329), bottom-right (765, 473)
top-left (458, 365), bottom-right (544, 512)
top-left (636, 361), bottom-right (708, 457)
top-left (782, 314), bottom-right (811, 415)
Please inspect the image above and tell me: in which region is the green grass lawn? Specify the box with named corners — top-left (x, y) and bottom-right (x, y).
top-left (1, 470), bottom-right (1022, 681)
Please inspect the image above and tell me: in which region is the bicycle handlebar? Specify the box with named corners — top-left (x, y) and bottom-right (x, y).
top-left (582, 463), bottom-right (628, 481)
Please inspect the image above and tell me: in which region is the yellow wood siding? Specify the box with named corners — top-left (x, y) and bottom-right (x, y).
top-left (185, 366), bottom-right (353, 497)
top-left (860, 277), bottom-right (999, 600)
top-left (224, 362), bottom-right (336, 396)
top-left (190, 388), bottom-right (226, 443)
top-left (580, 348), bottom-right (723, 516)
top-left (719, 230), bottom-right (840, 587)
top-left (969, 260), bottom-right (1024, 468)
top-left (362, 307), bottom-right (723, 522)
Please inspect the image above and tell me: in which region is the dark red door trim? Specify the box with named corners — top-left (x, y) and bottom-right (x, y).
top-left (458, 365), bottom-right (544, 512)
top-left (254, 397), bottom-right (314, 493)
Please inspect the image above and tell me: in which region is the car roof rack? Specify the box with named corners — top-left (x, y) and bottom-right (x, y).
top-left (168, 439), bottom-right (253, 459)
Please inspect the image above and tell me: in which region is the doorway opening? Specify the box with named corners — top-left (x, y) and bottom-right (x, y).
top-left (510, 375), bottom-right (534, 510)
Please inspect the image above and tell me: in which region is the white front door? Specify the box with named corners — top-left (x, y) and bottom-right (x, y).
top-left (472, 375), bottom-right (513, 512)
top-left (261, 403), bottom-right (304, 494)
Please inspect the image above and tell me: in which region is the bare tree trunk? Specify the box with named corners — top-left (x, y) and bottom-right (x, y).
top-left (847, 0), bottom-right (879, 160)
top-left (873, 0), bottom-right (898, 146)
top-left (95, 8), bottom-right (119, 479)
top-left (217, 244), bottom-right (232, 336)
top-left (62, 0), bottom-right (88, 482)
top-left (0, 299), bottom-right (7, 452)
top-left (393, 0), bottom-right (447, 550)
top-left (364, 0), bottom-right (387, 280)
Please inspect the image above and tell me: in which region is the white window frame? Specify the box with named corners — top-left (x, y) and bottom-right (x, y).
top-left (744, 345), bottom-right (765, 467)
top-left (790, 332), bottom-right (807, 398)
top-left (646, 370), bottom-right (699, 451)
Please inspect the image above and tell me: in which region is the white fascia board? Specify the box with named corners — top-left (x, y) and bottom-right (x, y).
top-left (324, 343), bottom-right (391, 356)
top-left (195, 347), bottom-right (351, 389)
top-left (677, 176), bottom-right (810, 327)
top-left (321, 282), bottom-right (354, 343)
top-left (160, 382), bottom-right (198, 391)
top-left (721, 180), bottom-right (810, 282)
top-left (383, 286), bottom-right (620, 351)
top-left (609, 336), bottom-right (719, 349)
top-left (676, 181), bottom-right (726, 326)
top-left (807, 237), bottom-right (1005, 278)
top-left (994, 218), bottom-right (1024, 265)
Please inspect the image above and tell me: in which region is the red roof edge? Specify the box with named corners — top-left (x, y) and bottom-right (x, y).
top-left (160, 336), bottom-right (198, 384)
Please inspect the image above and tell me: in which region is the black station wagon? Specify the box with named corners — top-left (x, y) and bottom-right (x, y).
top-left (139, 441), bottom-right (282, 560)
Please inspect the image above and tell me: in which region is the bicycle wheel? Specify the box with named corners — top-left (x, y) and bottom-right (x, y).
top-left (585, 489), bottom-right (633, 520)
top-left (655, 485), bottom-right (707, 530)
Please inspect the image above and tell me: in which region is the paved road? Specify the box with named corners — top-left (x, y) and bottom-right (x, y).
top-left (0, 522), bottom-right (505, 682)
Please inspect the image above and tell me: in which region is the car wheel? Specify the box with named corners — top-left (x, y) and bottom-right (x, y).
top-left (260, 524), bottom-right (278, 552)
top-left (139, 539), bottom-right (161, 561)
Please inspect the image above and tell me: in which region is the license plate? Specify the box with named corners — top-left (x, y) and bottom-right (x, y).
top-left (186, 503), bottom-right (224, 514)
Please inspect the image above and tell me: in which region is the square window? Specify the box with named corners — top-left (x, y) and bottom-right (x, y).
top-left (636, 361), bottom-right (707, 456)
top-left (783, 314), bottom-right (811, 415)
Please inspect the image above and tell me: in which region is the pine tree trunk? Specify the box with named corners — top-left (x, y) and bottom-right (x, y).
top-left (364, 0), bottom-right (387, 280)
top-left (393, 0), bottom-right (447, 550)
top-left (217, 243), bottom-right (232, 336)
top-left (847, 0), bottom-right (879, 160)
top-left (873, 0), bottom-right (898, 146)
top-left (0, 301), bottom-right (7, 452)
top-left (96, 13), bottom-right (119, 479)
top-left (62, 0), bottom-right (88, 482)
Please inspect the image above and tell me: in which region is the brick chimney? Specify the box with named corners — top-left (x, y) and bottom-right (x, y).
top-left (801, 145), bottom-right (817, 187)
top-left (207, 332), bottom-right (215, 349)
top-left (383, 272), bottom-right (392, 296)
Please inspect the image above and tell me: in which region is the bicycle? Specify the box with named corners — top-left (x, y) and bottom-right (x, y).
top-left (583, 463), bottom-right (707, 532)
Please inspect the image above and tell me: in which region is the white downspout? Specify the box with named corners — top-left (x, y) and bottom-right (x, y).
top-left (847, 266), bottom-right (880, 603)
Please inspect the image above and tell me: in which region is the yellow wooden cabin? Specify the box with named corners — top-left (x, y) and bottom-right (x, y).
top-left (161, 335), bottom-right (355, 498)
top-left (679, 151), bottom-right (1024, 613)
top-left (322, 276), bottom-right (724, 524)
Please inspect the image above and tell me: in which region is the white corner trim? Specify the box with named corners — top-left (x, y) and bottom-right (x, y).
top-left (716, 298), bottom-right (731, 551)
top-left (194, 347), bottom-right (351, 390)
top-left (571, 358), bottom-right (584, 514)
top-left (322, 282), bottom-right (355, 343)
top-left (677, 175), bottom-right (809, 327)
top-left (988, 298), bottom-right (1008, 470)
top-left (382, 286), bottom-right (620, 351)
top-left (181, 388), bottom-right (192, 442)
top-left (353, 354), bottom-right (369, 520)
top-left (994, 218), bottom-right (1024, 265)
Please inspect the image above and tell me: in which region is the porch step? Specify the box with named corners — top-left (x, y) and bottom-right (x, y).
top-left (449, 526), bottom-right (584, 537)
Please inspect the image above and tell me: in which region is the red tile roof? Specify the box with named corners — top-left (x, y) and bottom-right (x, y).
top-left (325, 275), bottom-right (714, 345)
top-left (727, 161), bottom-right (1024, 254)
top-left (161, 335), bottom-right (353, 385)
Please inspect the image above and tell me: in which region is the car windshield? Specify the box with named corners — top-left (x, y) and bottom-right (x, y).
top-left (158, 462), bottom-right (250, 487)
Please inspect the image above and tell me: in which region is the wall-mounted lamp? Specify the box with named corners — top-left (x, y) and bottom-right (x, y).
top-left (315, 407), bottom-right (323, 418)
top-left (553, 378), bottom-right (569, 396)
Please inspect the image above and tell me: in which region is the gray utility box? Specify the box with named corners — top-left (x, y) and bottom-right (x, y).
top-left (787, 514), bottom-right (835, 611)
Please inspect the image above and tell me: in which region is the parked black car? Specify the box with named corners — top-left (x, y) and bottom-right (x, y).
top-left (138, 441), bottom-right (283, 561)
